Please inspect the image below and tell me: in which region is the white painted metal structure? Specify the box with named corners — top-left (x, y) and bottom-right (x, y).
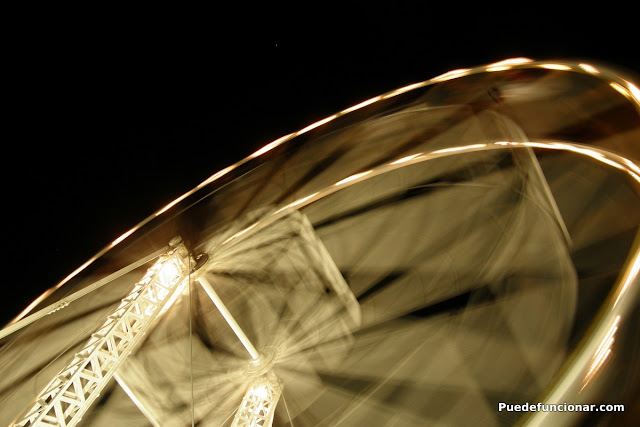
top-left (11, 241), bottom-right (288, 427)
top-left (1, 59), bottom-right (639, 426)
top-left (12, 243), bottom-right (191, 426)
top-left (231, 373), bottom-right (283, 427)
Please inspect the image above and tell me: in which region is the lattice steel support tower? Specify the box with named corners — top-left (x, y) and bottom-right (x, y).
top-left (11, 240), bottom-right (284, 427)
top-left (11, 242), bottom-right (191, 427)
top-left (231, 372), bottom-right (283, 427)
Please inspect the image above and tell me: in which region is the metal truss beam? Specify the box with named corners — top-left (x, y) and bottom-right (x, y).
top-left (231, 372), bottom-right (283, 427)
top-left (12, 243), bottom-right (190, 427)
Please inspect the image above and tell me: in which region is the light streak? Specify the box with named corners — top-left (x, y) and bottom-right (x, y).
top-left (383, 82), bottom-right (426, 98)
top-left (627, 81), bottom-right (640, 103)
top-left (341, 96), bottom-right (382, 114)
top-left (581, 315), bottom-right (620, 390)
top-left (334, 170), bottom-right (373, 186)
top-left (111, 228), bottom-right (137, 247)
top-left (487, 58), bottom-right (533, 67)
top-left (610, 82), bottom-right (631, 98)
top-left (197, 165), bottom-right (237, 189)
top-left (579, 63), bottom-right (600, 74)
top-left (390, 153), bottom-right (423, 165)
top-left (539, 63), bottom-right (572, 71)
top-left (431, 68), bottom-right (471, 82)
top-left (486, 66), bottom-right (511, 72)
top-left (297, 115), bottom-right (337, 135)
top-left (249, 133), bottom-right (295, 158)
top-left (432, 143), bottom-right (487, 154)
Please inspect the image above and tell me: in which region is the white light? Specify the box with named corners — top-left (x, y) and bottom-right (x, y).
top-left (431, 68), bottom-right (471, 83)
top-left (159, 261), bottom-right (181, 287)
top-left (539, 63), bottom-right (572, 71)
top-left (249, 133), bottom-right (294, 158)
top-left (335, 170), bottom-right (373, 186)
top-left (627, 81), bottom-right (640, 103)
top-left (11, 243), bottom-right (189, 427)
top-left (390, 153), bottom-right (422, 165)
top-left (288, 192), bottom-right (319, 208)
top-left (341, 96), bottom-right (382, 114)
top-left (488, 58), bottom-right (533, 67)
top-left (111, 228), bottom-right (136, 247)
top-left (610, 82), bottom-right (631, 98)
top-left (222, 222), bottom-right (259, 246)
top-left (252, 384), bottom-right (269, 400)
top-left (197, 165), bottom-right (237, 189)
top-left (298, 115), bottom-right (337, 135)
top-left (579, 63), bottom-right (599, 74)
top-left (486, 66), bottom-right (511, 72)
top-left (383, 82), bottom-right (425, 98)
top-left (432, 143), bottom-right (487, 154)
top-left (232, 374), bottom-right (282, 427)
top-left (156, 194), bottom-right (189, 216)
top-left (582, 315), bottom-right (620, 389)
top-left (614, 251), bottom-right (640, 308)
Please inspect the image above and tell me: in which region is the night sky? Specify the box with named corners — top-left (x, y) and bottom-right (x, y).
top-left (4, 8), bottom-right (638, 326)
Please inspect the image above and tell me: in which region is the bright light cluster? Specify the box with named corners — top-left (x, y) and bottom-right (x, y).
top-left (232, 373), bottom-right (283, 427)
top-left (12, 245), bottom-right (189, 427)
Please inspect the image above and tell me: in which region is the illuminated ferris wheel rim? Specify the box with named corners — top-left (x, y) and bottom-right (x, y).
top-left (2, 57), bottom-right (640, 427)
top-left (7, 58), bottom-right (640, 327)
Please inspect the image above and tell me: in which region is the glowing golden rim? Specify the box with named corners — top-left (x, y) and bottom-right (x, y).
top-left (10, 58), bottom-right (639, 328)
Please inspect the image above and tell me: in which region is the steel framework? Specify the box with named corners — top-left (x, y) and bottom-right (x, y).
top-left (231, 373), bottom-right (283, 427)
top-left (12, 244), bottom-right (190, 427)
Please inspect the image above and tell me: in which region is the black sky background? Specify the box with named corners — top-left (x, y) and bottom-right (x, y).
top-left (3, 7), bottom-right (639, 326)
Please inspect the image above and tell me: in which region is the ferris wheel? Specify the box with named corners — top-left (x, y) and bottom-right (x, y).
top-left (1, 58), bottom-right (639, 426)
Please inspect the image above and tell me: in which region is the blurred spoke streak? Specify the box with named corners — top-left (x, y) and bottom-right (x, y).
top-left (1, 58), bottom-right (640, 426)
